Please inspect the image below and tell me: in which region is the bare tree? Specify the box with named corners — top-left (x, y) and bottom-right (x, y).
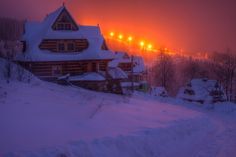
top-left (182, 58), bottom-right (201, 79)
top-left (181, 57), bottom-right (210, 82)
top-left (153, 51), bottom-right (175, 94)
top-left (209, 50), bottom-right (236, 102)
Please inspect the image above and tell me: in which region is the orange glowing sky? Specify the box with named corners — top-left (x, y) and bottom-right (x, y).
top-left (1, 0), bottom-right (236, 52)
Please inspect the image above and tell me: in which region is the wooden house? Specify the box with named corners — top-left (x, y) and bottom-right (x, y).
top-left (15, 6), bottom-right (115, 91)
top-left (13, 5), bottom-right (148, 93)
top-left (177, 78), bottom-right (226, 104)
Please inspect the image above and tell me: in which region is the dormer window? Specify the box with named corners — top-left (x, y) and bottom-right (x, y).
top-left (52, 8), bottom-right (78, 31)
top-left (55, 23), bottom-right (72, 30)
top-left (65, 24), bottom-right (71, 30)
top-left (57, 24), bottom-right (64, 30)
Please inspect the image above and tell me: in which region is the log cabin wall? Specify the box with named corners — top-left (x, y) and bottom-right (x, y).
top-left (19, 60), bottom-right (110, 80)
top-left (39, 39), bottom-right (89, 52)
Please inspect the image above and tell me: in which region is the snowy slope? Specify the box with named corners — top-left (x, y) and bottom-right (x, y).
top-left (0, 80), bottom-right (208, 156)
top-left (0, 59), bottom-right (236, 157)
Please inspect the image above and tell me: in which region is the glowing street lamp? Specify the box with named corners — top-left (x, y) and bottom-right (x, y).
top-left (128, 36), bottom-right (133, 42)
top-left (118, 34), bottom-right (123, 40)
top-left (110, 32), bottom-right (114, 37)
top-left (140, 41), bottom-right (145, 47)
top-left (147, 44), bottom-right (153, 50)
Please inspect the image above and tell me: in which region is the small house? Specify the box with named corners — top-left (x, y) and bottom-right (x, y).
top-left (108, 51), bottom-right (148, 92)
top-left (177, 78), bottom-right (226, 104)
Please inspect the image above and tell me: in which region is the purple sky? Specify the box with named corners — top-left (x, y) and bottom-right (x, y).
top-left (1, 0), bottom-right (236, 52)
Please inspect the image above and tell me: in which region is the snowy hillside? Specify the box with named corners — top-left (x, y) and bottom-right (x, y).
top-left (0, 59), bottom-right (236, 157)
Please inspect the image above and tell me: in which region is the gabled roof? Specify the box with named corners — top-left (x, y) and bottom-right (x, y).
top-left (133, 56), bottom-right (145, 73)
top-left (108, 51), bottom-right (131, 67)
top-left (15, 6), bottom-right (114, 62)
top-left (51, 7), bottom-right (78, 30)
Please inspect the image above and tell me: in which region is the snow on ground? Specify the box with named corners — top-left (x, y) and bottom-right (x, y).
top-left (0, 80), bottom-right (208, 156)
top-left (0, 59), bottom-right (236, 157)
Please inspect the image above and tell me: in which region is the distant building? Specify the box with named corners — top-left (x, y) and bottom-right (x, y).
top-left (108, 51), bottom-right (147, 93)
top-left (177, 78), bottom-right (226, 104)
top-left (14, 6), bottom-right (146, 93)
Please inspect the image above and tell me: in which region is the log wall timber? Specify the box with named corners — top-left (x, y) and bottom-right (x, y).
top-left (39, 39), bottom-right (89, 52)
top-left (19, 60), bottom-right (110, 80)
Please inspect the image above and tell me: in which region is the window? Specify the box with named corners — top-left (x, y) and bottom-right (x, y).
top-left (52, 65), bottom-right (62, 76)
top-left (82, 63), bottom-right (88, 73)
top-left (56, 23), bottom-right (72, 30)
top-left (57, 24), bottom-right (64, 30)
top-left (21, 40), bottom-right (26, 52)
top-left (58, 43), bottom-right (65, 51)
top-left (92, 63), bottom-right (97, 72)
top-left (39, 39), bottom-right (88, 53)
top-left (99, 62), bottom-right (107, 71)
top-left (67, 43), bottom-right (75, 51)
top-left (65, 24), bottom-right (71, 30)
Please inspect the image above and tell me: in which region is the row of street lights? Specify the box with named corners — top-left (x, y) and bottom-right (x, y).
top-left (109, 32), bottom-right (154, 51)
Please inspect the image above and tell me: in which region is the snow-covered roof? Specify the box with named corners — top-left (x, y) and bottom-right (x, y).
top-left (177, 78), bottom-right (225, 102)
top-left (15, 6), bottom-right (114, 62)
top-left (68, 72), bottom-right (105, 81)
top-left (108, 51), bottom-right (130, 67)
top-left (133, 56), bottom-right (145, 73)
top-left (108, 67), bottom-right (128, 79)
top-left (108, 52), bottom-right (146, 74)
